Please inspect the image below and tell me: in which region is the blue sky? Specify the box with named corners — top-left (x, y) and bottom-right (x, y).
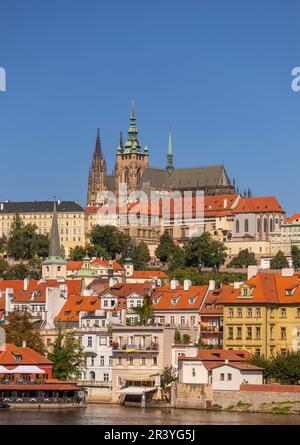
top-left (0, 0), bottom-right (300, 214)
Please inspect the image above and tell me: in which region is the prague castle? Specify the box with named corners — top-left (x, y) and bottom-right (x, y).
top-left (87, 106), bottom-right (235, 206)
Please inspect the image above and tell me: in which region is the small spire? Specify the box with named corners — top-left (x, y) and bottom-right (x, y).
top-left (166, 127), bottom-right (174, 173)
top-left (48, 200), bottom-right (62, 258)
top-left (95, 128), bottom-right (102, 155)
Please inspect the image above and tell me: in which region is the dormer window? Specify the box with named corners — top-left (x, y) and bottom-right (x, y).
top-left (189, 298), bottom-right (195, 304)
top-left (153, 298), bottom-right (159, 304)
top-left (285, 287), bottom-right (297, 296)
top-left (14, 354), bottom-right (22, 362)
top-left (171, 298), bottom-right (178, 304)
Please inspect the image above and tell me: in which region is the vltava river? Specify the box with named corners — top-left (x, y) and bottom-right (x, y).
top-left (0, 404), bottom-right (300, 424)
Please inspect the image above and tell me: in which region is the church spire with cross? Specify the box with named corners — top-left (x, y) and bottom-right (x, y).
top-left (87, 128), bottom-right (108, 206)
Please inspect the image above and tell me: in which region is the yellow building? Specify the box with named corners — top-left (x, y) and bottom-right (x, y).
top-left (0, 200), bottom-right (87, 256)
top-left (219, 268), bottom-right (300, 357)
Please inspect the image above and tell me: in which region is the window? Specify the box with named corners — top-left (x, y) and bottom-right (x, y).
top-left (280, 327), bottom-right (286, 340)
top-left (280, 308), bottom-right (287, 318)
top-left (87, 336), bottom-right (93, 347)
top-left (128, 356), bottom-right (134, 365)
top-left (180, 315), bottom-right (185, 325)
top-left (256, 308), bottom-right (261, 318)
top-left (170, 316), bottom-right (175, 325)
top-left (244, 219), bottom-right (249, 233)
top-left (256, 327), bottom-right (261, 340)
top-left (255, 348), bottom-right (261, 356)
top-left (118, 356), bottom-right (122, 365)
top-left (246, 327), bottom-right (252, 339)
top-left (103, 373), bottom-right (109, 382)
top-left (297, 308), bottom-right (300, 318)
top-left (220, 373), bottom-right (225, 381)
top-left (257, 218), bottom-right (261, 233)
top-left (227, 373), bottom-right (232, 381)
top-left (228, 327), bottom-right (233, 339)
top-left (270, 326), bottom-right (274, 340)
top-left (99, 337), bottom-right (107, 346)
top-left (141, 356), bottom-right (146, 365)
top-left (246, 308), bottom-right (252, 318)
top-left (263, 218), bottom-right (267, 233)
top-left (228, 308), bottom-right (234, 317)
top-left (152, 356), bottom-right (158, 366)
top-left (270, 218), bottom-right (273, 232)
top-left (237, 327), bottom-right (242, 339)
top-left (237, 308), bottom-right (242, 318)
top-left (91, 357), bottom-right (95, 366)
top-left (100, 356), bottom-right (105, 367)
top-left (236, 220), bottom-right (239, 233)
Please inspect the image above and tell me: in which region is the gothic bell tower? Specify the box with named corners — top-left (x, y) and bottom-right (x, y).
top-left (114, 102), bottom-right (149, 196)
top-left (87, 129), bottom-right (108, 206)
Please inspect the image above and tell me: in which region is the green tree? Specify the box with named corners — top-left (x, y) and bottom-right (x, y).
top-left (168, 245), bottom-right (185, 271)
top-left (182, 334), bottom-right (191, 344)
top-left (174, 329), bottom-right (181, 344)
top-left (292, 245), bottom-right (300, 269)
top-left (48, 331), bottom-right (86, 380)
top-left (134, 295), bottom-right (154, 325)
top-left (168, 267), bottom-right (247, 287)
top-left (132, 242), bottom-right (150, 270)
top-left (3, 309), bottom-right (45, 355)
top-left (250, 351), bottom-right (300, 385)
top-left (3, 263), bottom-right (30, 279)
top-left (0, 235), bottom-right (7, 253)
top-left (160, 365), bottom-right (178, 388)
top-left (27, 257), bottom-right (43, 279)
top-left (33, 234), bottom-right (50, 258)
top-left (184, 232), bottom-right (227, 270)
top-left (89, 225), bottom-right (129, 259)
top-left (155, 233), bottom-right (176, 263)
top-left (0, 257), bottom-right (9, 275)
top-left (270, 251), bottom-right (289, 269)
top-left (227, 249), bottom-right (257, 268)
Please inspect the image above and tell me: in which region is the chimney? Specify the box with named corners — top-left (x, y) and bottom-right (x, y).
top-left (0, 203), bottom-right (3, 211)
top-left (22, 340), bottom-right (26, 348)
top-left (233, 281), bottom-right (244, 289)
top-left (183, 279), bottom-right (191, 291)
top-left (23, 277), bottom-right (30, 291)
top-left (247, 265), bottom-right (258, 280)
top-left (282, 268), bottom-right (294, 277)
top-left (121, 309), bottom-right (127, 325)
top-left (109, 276), bottom-right (117, 287)
top-left (224, 199), bottom-right (228, 209)
top-left (170, 279), bottom-right (178, 290)
top-left (225, 359), bottom-right (229, 364)
top-left (208, 280), bottom-right (215, 291)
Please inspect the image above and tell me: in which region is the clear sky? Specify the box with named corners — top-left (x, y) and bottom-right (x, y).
top-left (0, 0), bottom-right (300, 214)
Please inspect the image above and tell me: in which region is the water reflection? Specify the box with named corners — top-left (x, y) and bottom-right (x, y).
top-left (0, 404), bottom-right (300, 425)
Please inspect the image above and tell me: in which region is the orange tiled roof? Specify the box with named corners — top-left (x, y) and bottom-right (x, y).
top-left (67, 261), bottom-right (83, 271)
top-left (179, 348), bottom-right (253, 362)
top-left (0, 343), bottom-right (52, 366)
top-left (199, 286), bottom-right (228, 315)
top-left (100, 282), bottom-right (153, 298)
top-left (217, 271), bottom-right (300, 305)
top-left (233, 196), bottom-right (285, 214)
top-left (90, 258), bottom-right (124, 272)
top-left (151, 284), bottom-right (208, 311)
top-left (131, 270), bottom-right (168, 279)
top-left (285, 214), bottom-right (300, 223)
top-left (55, 295), bottom-right (100, 322)
top-left (0, 279), bottom-right (82, 303)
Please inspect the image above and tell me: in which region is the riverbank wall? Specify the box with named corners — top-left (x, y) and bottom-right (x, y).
top-left (171, 383), bottom-right (300, 414)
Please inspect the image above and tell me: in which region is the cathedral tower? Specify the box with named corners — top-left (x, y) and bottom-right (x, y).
top-left (114, 103), bottom-right (149, 195)
top-left (87, 129), bottom-right (108, 206)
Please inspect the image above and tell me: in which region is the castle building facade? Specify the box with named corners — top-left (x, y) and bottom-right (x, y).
top-left (86, 107), bottom-right (235, 206)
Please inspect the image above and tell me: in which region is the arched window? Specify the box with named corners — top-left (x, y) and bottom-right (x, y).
top-left (244, 219), bottom-right (249, 233)
top-left (90, 371), bottom-right (95, 381)
top-left (269, 218), bottom-right (273, 232)
top-left (263, 218), bottom-right (267, 233)
top-left (236, 220), bottom-right (240, 233)
top-left (257, 218), bottom-right (261, 233)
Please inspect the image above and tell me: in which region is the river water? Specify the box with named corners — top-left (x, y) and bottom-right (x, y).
top-left (0, 404), bottom-right (299, 424)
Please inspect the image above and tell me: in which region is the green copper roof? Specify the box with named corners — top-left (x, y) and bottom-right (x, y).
top-left (124, 105), bottom-right (142, 154)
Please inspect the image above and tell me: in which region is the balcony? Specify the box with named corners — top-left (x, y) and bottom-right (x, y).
top-left (200, 324), bottom-right (221, 333)
top-left (112, 342), bottom-right (159, 352)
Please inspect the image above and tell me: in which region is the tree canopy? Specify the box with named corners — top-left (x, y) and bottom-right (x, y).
top-left (292, 245), bottom-right (300, 269)
top-left (227, 249), bottom-right (257, 268)
top-left (155, 233), bottom-right (176, 263)
top-left (3, 309), bottom-right (45, 355)
top-left (184, 232), bottom-right (227, 270)
top-left (250, 351), bottom-right (300, 385)
top-left (270, 251), bottom-right (289, 269)
top-left (48, 331), bottom-right (86, 380)
top-left (89, 225), bottom-right (130, 259)
top-left (131, 242), bottom-right (150, 270)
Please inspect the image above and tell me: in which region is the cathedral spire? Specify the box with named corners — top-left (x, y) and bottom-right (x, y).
top-left (48, 200), bottom-right (62, 258)
top-left (166, 128), bottom-right (174, 173)
top-left (95, 128), bottom-right (102, 155)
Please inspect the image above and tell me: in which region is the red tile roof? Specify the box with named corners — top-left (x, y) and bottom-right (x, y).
top-left (233, 196), bottom-right (285, 214)
top-left (90, 258), bottom-right (124, 272)
top-left (55, 295), bottom-right (100, 322)
top-left (217, 272), bottom-right (300, 305)
top-left (67, 261), bottom-right (83, 271)
top-left (285, 214), bottom-right (300, 223)
top-left (179, 349), bottom-right (253, 362)
top-left (9, 279), bottom-right (82, 303)
top-left (0, 344), bottom-right (52, 366)
top-left (151, 284), bottom-right (208, 311)
top-left (131, 271), bottom-right (168, 279)
top-left (100, 282), bottom-right (153, 298)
